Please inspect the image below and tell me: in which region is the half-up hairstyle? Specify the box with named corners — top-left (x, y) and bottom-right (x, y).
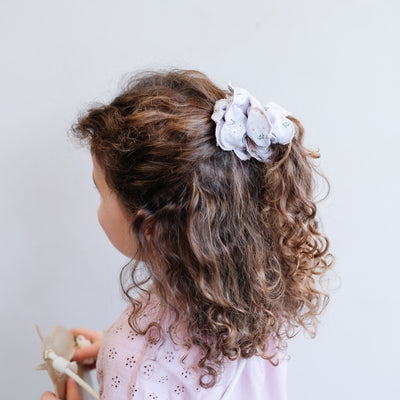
top-left (70, 68), bottom-right (334, 388)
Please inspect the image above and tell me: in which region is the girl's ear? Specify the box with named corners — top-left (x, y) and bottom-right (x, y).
top-left (136, 208), bottom-right (152, 239)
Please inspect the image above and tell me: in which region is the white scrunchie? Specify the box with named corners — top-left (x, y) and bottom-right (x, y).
top-left (211, 83), bottom-right (296, 162)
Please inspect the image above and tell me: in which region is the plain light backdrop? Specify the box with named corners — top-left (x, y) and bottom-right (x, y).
top-left (1, 0), bottom-right (399, 399)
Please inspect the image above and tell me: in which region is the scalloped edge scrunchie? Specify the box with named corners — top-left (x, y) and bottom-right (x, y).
top-left (211, 83), bottom-right (296, 162)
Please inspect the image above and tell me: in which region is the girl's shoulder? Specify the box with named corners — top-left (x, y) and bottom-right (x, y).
top-left (97, 289), bottom-right (288, 399)
top-left (97, 289), bottom-right (208, 398)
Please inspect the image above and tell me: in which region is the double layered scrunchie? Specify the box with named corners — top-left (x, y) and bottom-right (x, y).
top-left (211, 83), bottom-right (296, 162)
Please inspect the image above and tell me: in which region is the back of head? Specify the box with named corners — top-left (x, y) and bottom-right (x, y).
top-left (71, 68), bottom-right (334, 387)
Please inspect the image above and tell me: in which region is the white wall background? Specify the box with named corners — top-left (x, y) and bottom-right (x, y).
top-left (1, 0), bottom-right (399, 398)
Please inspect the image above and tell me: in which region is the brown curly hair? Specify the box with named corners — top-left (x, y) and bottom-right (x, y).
top-left (70, 68), bottom-right (334, 388)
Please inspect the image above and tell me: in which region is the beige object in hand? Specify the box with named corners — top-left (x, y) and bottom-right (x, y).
top-left (35, 324), bottom-right (98, 399)
top-left (35, 325), bottom-right (82, 399)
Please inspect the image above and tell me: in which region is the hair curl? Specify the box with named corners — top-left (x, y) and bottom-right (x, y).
top-left (70, 68), bottom-right (335, 388)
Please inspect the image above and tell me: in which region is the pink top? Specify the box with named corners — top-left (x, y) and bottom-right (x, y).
top-left (96, 292), bottom-right (287, 399)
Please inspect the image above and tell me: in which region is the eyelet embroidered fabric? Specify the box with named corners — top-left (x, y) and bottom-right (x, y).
top-left (96, 291), bottom-right (288, 400)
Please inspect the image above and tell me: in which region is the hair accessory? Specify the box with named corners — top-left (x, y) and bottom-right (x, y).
top-left (211, 83), bottom-right (296, 162)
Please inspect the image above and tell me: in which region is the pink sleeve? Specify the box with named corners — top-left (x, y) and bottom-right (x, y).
top-left (96, 298), bottom-right (287, 399)
top-left (96, 301), bottom-right (210, 399)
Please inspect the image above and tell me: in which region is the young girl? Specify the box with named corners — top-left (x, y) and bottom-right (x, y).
top-left (40, 68), bottom-right (333, 400)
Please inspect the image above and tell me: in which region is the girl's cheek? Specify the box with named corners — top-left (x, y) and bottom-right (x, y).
top-left (97, 202), bottom-right (106, 230)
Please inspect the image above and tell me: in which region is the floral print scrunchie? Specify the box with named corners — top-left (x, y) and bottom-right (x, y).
top-left (211, 83), bottom-right (296, 162)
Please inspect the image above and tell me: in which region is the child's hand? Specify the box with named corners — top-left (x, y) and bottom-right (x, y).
top-left (70, 327), bottom-right (103, 369)
top-left (40, 377), bottom-right (82, 400)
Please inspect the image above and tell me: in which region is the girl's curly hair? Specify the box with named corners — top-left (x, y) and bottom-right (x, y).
top-left (70, 68), bottom-right (334, 388)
